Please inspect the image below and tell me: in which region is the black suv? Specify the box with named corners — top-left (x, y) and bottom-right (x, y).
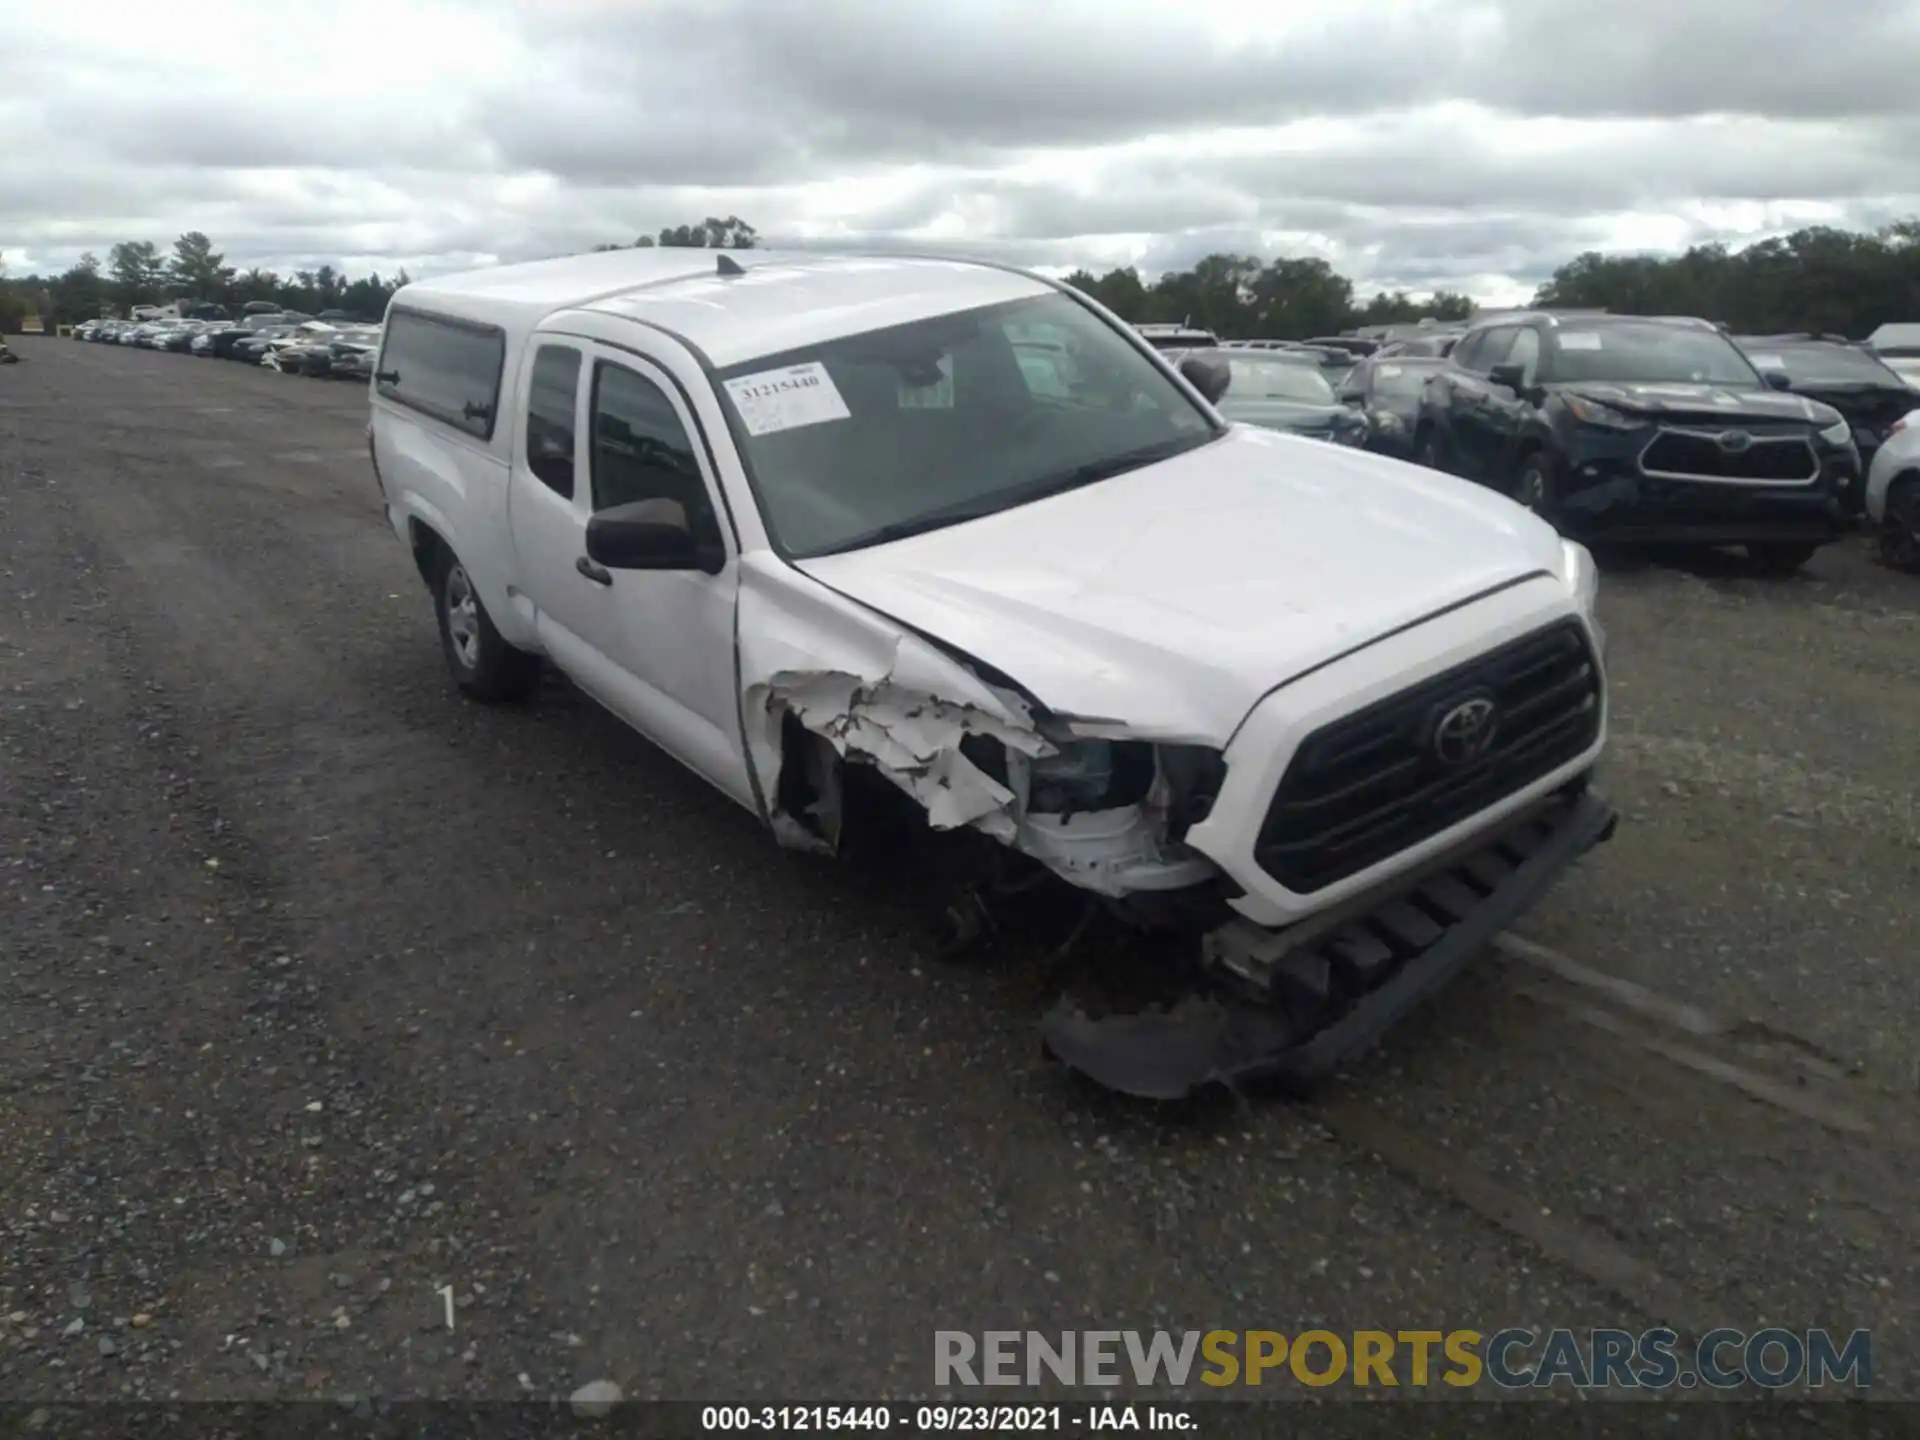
top-left (1729, 333), bottom-right (1914, 505)
top-left (1413, 313), bottom-right (1858, 574)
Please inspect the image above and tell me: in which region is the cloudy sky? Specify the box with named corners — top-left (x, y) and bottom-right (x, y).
top-left (5, 0), bottom-right (1920, 303)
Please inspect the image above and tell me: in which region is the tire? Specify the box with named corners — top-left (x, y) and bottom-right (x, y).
top-left (432, 550), bottom-right (542, 702)
top-left (1513, 451), bottom-right (1560, 530)
top-left (1879, 478), bottom-right (1920, 573)
top-left (1746, 542), bottom-right (1818, 577)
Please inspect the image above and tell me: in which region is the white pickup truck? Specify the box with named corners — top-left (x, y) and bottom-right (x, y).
top-left (367, 248), bottom-right (1615, 1099)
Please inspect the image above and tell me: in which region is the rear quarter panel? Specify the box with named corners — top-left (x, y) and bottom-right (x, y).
top-left (372, 392), bottom-right (534, 650)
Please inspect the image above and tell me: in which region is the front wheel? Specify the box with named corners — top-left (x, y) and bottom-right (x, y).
top-left (1513, 452), bottom-right (1561, 531)
top-left (1746, 542), bottom-right (1818, 577)
top-left (1879, 479), bottom-right (1920, 573)
top-left (434, 551), bottom-right (542, 702)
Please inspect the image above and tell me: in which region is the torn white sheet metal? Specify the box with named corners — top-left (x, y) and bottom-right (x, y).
top-left (733, 557), bottom-right (1217, 895)
top-left (757, 667), bottom-right (1052, 839)
top-left (737, 555), bottom-right (1054, 843)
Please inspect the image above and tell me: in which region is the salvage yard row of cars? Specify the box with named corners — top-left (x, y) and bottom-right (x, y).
top-left (1149, 312), bottom-right (1920, 575)
top-left (71, 308), bottom-right (381, 380)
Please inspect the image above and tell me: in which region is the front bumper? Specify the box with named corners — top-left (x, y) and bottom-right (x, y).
top-left (1557, 446), bottom-right (1856, 539)
top-left (1043, 783), bottom-right (1617, 1098)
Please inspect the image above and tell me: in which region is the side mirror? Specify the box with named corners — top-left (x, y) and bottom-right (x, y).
top-left (585, 499), bottom-right (724, 575)
top-left (1487, 363), bottom-right (1527, 393)
top-left (1178, 354), bottom-right (1231, 406)
top-left (1338, 389), bottom-right (1366, 407)
top-left (1762, 369), bottom-right (1793, 392)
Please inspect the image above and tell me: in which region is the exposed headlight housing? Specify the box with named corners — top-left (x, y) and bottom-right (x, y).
top-left (1817, 419), bottom-right (1852, 447)
top-left (1375, 412), bottom-right (1404, 433)
top-left (1565, 396), bottom-right (1643, 430)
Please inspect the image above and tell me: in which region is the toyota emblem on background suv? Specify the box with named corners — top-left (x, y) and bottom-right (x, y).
top-left (1430, 695), bottom-right (1499, 766)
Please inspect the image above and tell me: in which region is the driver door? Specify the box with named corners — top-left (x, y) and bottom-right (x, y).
top-left (506, 340), bottom-right (752, 810)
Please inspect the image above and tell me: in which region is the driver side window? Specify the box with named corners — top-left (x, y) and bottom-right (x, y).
top-left (1465, 327), bottom-right (1518, 374)
top-left (590, 362), bottom-right (721, 542)
top-left (1506, 328), bottom-right (1541, 385)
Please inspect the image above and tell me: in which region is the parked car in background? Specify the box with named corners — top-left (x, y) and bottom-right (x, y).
top-left (160, 320), bottom-right (207, 352)
top-left (1865, 411), bottom-right (1920, 572)
top-left (1413, 312), bottom-right (1858, 574)
top-left (1134, 322), bottom-right (1221, 353)
top-left (1730, 333), bottom-right (1915, 500)
top-left (190, 321), bottom-right (237, 355)
top-left (1864, 324), bottom-right (1920, 392)
top-left (1377, 331), bottom-right (1464, 359)
top-left (329, 328), bottom-right (381, 380)
top-left (209, 313), bottom-right (288, 359)
top-left (1337, 355), bottom-right (1447, 461)
top-left (262, 327), bottom-right (327, 370)
top-left (1307, 336), bottom-right (1381, 358)
top-left (1180, 347), bottom-right (1369, 446)
top-left (234, 325), bottom-right (302, 364)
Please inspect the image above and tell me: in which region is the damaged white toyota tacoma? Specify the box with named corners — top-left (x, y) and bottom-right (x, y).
top-left (367, 247), bottom-right (1615, 1099)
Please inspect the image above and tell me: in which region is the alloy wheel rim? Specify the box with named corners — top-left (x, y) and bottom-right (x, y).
top-left (445, 565), bottom-right (481, 668)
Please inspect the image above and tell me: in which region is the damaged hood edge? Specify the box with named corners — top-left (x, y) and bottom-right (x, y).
top-left (795, 426), bottom-right (1563, 743)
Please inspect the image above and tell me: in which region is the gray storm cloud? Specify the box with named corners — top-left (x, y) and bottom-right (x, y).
top-left (4, 0), bottom-right (1918, 297)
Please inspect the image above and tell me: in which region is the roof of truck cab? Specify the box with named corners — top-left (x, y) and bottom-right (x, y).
top-left (394, 249), bottom-right (1055, 369)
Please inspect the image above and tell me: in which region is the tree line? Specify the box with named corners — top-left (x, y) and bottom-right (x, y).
top-left (6, 214), bottom-right (1918, 339)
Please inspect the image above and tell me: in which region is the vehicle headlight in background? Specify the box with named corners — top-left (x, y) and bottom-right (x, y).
top-left (1565, 396), bottom-right (1642, 429)
top-left (1817, 419), bottom-right (1852, 447)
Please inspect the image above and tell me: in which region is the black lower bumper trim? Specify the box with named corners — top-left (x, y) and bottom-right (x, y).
top-left (1041, 789), bottom-right (1618, 1100)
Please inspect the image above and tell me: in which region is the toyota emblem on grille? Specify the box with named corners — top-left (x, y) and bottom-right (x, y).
top-left (1431, 695), bottom-right (1499, 766)
top-left (1716, 429), bottom-right (1753, 453)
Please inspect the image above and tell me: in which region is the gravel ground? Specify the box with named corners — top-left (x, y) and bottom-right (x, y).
top-left (2, 336), bottom-right (1916, 1410)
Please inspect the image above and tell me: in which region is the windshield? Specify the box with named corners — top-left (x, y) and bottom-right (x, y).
top-left (1879, 355), bottom-right (1920, 386)
top-left (1743, 342), bottom-right (1906, 387)
top-left (716, 292), bottom-right (1219, 558)
top-left (1547, 322), bottom-right (1761, 386)
top-left (1222, 355), bottom-right (1338, 404)
top-left (1367, 361), bottom-right (1435, 400)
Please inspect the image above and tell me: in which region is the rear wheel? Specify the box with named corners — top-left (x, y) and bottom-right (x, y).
top-left (1746, 542), bottom-right (1818, 577)
top-left (433, 551), bottom-right (542, 702)
top-left (1879, 478), bottom-right (1920, 573)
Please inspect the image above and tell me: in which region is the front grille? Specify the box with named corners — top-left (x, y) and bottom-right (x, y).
top-left (1255, 620), bottom-right (1601, 894)
top-left (1639, 429), bottom-right (1817, 483)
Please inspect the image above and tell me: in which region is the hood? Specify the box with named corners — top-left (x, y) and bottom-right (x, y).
top-left (1556, 380), bottom-right (1840, 427)
top-left (1216, 398), bottom-right (1354, 434)
top-left (1774, 381), bottom-right (1915, 430)
top-left (794, 426), bottom-right (1567, 743)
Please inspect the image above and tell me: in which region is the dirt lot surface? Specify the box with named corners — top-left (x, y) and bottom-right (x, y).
top-left (2, 336), bottom-right (1917, 1411)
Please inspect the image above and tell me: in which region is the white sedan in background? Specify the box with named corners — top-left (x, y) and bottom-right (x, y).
top-left (1865, 408), bottom-right (1920, 571)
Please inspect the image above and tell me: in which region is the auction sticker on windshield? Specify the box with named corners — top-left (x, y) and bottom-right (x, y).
top-left (724, 362), bottom-right (852, 436)
top-left (1557, 333), bottom-right (1603, 350)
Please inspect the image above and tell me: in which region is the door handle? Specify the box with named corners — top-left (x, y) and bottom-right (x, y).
top-left (576, 556), bottom-right (612, 586)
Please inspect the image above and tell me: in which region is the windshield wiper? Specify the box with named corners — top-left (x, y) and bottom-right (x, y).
top-left (805, 432), bottom-right (1215, 557)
